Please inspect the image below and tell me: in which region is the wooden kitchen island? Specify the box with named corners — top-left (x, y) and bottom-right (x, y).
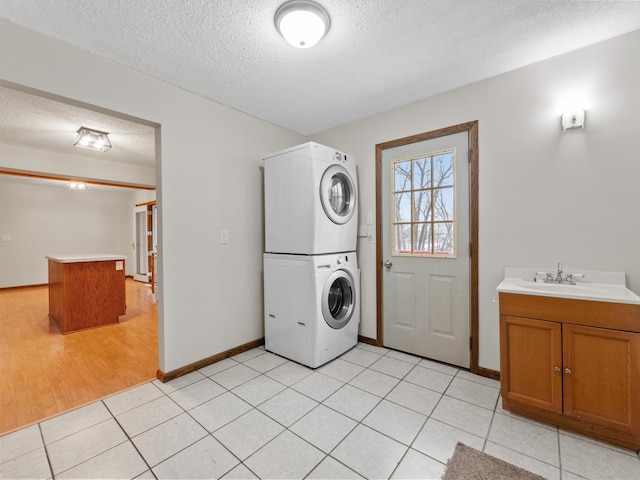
top-left (47, 254), bottom-right (127, 334)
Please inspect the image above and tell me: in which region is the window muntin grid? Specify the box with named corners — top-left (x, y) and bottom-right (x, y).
top-left (391, 149), bottom-right (456, 257)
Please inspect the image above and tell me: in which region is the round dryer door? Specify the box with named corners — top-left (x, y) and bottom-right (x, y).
top-left (320, 165), bottom-right (356, 225)
top-left (321, 270), bottom-right (356, 329)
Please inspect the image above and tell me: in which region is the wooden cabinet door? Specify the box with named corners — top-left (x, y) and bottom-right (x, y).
top-left (500, 316), bottom-right (563, 413)
top-left (563, 324), bottom-right (640, 434)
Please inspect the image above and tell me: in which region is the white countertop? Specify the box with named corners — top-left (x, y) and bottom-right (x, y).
top-left (496, 267), bottom-right (640, 305)
top-left (46, 254), bottom-right (127, 263)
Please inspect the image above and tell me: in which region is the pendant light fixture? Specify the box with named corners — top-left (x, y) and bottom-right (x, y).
top-left (275, 0), bottom-right (330, 49)
top-left (73, 126), bottom-right (112, 152)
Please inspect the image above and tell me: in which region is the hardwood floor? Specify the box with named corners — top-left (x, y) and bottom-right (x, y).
top-left (0, 279), bottom-right (158, 435)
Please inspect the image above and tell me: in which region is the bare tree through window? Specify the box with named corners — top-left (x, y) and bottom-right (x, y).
top-left (392, 149), bottom-right (456, 257)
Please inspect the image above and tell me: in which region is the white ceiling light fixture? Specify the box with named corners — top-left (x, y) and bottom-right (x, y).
top-left (68, 182), bottom-right (87, 190)
top-left (73, 126), bottom-right (112, 152)
top-left (275, 0), bottom-right (330, 49)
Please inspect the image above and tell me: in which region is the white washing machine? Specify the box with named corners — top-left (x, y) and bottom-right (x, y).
top-left (264, 252), bottom-right (360, 368)
top-left (264, 142), bottom-right (358, 255)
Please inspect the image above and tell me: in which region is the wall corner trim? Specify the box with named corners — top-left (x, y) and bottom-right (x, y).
top-left (156, 338), bottom-right (265, 383)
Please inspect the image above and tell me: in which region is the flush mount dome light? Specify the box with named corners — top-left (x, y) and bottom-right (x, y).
top-left (74, 126), bottom-right (112, 152)
top-left (275, 0), bottom-right (330, 48)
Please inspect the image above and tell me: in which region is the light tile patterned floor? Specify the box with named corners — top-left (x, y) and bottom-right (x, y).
top-left (2, 343), bottom-right (639, 479)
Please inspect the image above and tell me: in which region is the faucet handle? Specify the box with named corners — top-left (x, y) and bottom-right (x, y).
top-left (565, 273), bottom-right (585, 284)
top-left (535, 272), bottom-right (554, 283)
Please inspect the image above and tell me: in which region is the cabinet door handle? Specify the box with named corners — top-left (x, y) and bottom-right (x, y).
top-left (554, 366), bottom-right (561, 372)
top-left (565, 367), bottom-right (572, 374)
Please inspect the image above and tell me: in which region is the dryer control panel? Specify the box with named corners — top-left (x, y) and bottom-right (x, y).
top-left (333, 151), bottom-right (349, 163)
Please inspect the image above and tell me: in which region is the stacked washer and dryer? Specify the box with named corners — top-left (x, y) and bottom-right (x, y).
top-left (263, 142), bottom-right (360, 368)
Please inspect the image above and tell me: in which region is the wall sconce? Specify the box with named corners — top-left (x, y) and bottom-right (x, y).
top-left (561, 109), bottom-right (586, 132)
top-left (275, 0), bottom-right (330, 49)
top-left (74, 127), bottom-right (112, 152)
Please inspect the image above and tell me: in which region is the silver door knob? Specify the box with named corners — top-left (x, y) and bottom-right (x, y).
top-left (383, 260), bottom-right (392, 269)
top-left (565, 368), bottom-right (572, 374)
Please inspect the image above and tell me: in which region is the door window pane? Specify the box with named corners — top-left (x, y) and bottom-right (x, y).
top-left (433, 153), bottom-right (454, 187)
top-left (394, 161), bottom-right (412, 191)
top-left (391, 149), bottom-right (456, 257)
top-left (433, 187), bottom-right (453, 221)
top-left (413, 223), bottom-right (432, 254)
top-left (394, 192), bottom-right (411, 222)
top-left (413, 190), bottom-right (432, 222)
top-left (434, 222), bottom-right (454, 255)
top-left (394, 224), bottom-right (412, 253)
top-left (412, 157), bottom-right (431, 189)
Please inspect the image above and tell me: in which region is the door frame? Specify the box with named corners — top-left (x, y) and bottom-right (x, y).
top-left (134, 200), bottom-right (157, 287)
top-left (375, 121), bottom-right (479, 373)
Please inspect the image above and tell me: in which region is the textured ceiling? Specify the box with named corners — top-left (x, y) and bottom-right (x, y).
top-left (1, 1), bottom-right (640, 137)
top-left (0, 85), bottom-right (156, 167)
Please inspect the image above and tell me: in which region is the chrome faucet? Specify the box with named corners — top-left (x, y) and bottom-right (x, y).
top-left (535, 263), bottom-right (584, 285)
top-left (556, 263), bottom-right (563, 283)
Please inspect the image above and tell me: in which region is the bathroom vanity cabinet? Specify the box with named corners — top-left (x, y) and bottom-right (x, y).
top-left (499, 292), bottom-right (640, 451)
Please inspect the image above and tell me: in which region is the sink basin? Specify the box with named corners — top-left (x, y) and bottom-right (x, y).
top-left (515, 281), bottom-right (626, 299)
top-left (496, 268), bottom-right (640, 304)
top-left (520, 280), bottom-right (604, 296)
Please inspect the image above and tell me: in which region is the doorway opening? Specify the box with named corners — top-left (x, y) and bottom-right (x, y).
top-left (134, 201), bottom-right (158, 298)
top-left (375, 121), bottom-right (479, 373)
top-left (0, 80), bottom-right (162, 432)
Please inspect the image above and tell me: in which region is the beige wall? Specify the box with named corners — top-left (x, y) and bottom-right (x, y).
top-left (2, 17), bottom-right (638, 374)
top-left (0, 142), bottom-right (156, 187)
top-left (0, 19), bottom-right (304, 373)
top-left (311, 29), bottom-right (640, 370)
top-left (0, 177), bottom-right (135, 287)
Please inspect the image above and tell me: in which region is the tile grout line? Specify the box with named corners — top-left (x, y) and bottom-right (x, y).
top-left (228, 347), bottom-right (406, 479)
top-left (557, 425), bottom-right (564, 480)
top-left (63, 346), bottom-right (448, 477)
top-left (345, 350), bottom-right (443, 478)
top-left (37, 422), bottom-right (55, 480)
top-left (13, 344), bottom-right (628, 479)
top-left (102, 399), bottom-right (158, 479)
top-left (40, 415), bottom-right (135, 478)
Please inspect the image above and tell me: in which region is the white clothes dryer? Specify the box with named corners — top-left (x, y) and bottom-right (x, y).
top-left (264, 142), bottom-right (358, 255)
top-left (264, 252), bottom-right (360, 368)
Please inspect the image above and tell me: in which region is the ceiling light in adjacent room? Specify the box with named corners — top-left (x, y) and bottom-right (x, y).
top-left (275, 0), bottom-right (330, 49)
top-left (74, 127), bottom-right (112, 152)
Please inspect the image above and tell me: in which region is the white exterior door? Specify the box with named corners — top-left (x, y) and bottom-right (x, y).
top-left (381, 131), bottom-right (471, 367)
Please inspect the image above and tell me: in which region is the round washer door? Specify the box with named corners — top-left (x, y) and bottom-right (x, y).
top-left (320, 165), bottom-right (356, 225)
top-left (321, 269), bottom-right (356, 329)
